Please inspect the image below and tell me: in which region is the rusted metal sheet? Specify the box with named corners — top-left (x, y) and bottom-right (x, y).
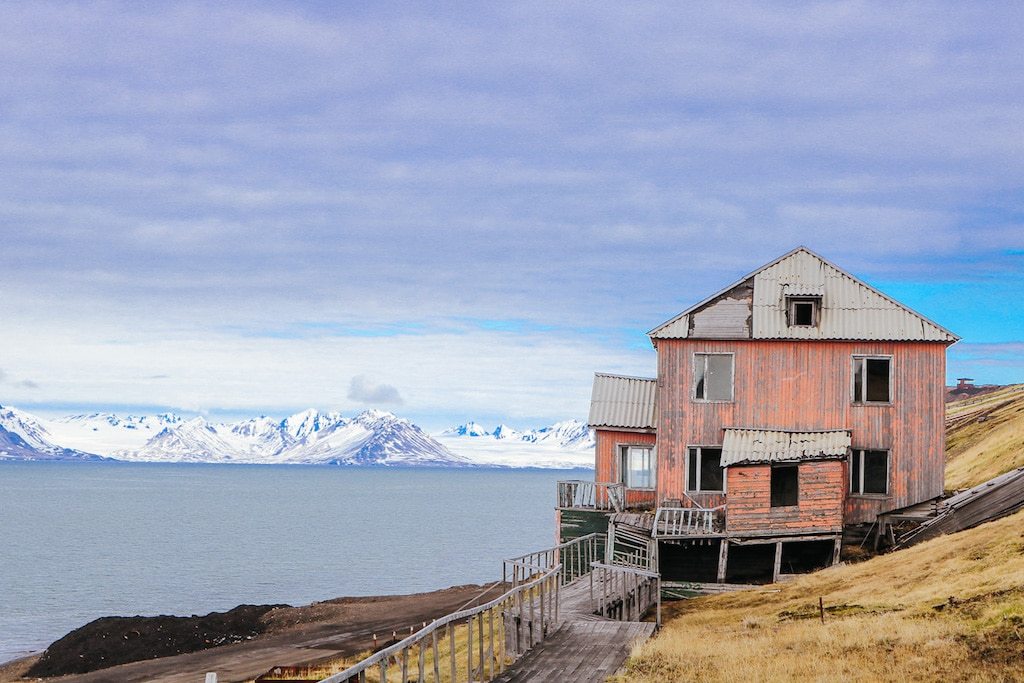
top-left (655, 338), bottom-right (947, 524)
top-left (648, 247), bottom-right (958, 343)
top-left (588, 373), bottom-right (657, 430)
top-left (721, 428), bottom-right (850, 467)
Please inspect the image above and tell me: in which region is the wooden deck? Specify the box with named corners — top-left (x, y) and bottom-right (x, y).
top-left (491, 575), bottom-right (656, 683)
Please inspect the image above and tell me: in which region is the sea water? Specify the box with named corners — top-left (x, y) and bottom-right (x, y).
top-left (0, 461), bottom-right (576, 663)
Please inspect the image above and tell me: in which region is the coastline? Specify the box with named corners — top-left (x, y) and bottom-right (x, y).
top-left (0, 582), bottom-right (507, 683)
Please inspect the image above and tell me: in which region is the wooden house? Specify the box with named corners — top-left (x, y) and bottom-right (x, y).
top-left (557, 247), bottom-right (958, 584)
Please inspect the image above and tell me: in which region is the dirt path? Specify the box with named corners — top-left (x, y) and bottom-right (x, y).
top-left (1, 583), bottom-right (506, 683)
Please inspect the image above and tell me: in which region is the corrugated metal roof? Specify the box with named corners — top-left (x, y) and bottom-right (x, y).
top-left (782, 282), bottom-right (825, 298)
top-left (588, 373), bottom-right (657, 430)
top-left (648, 247), bottom-right (959, 343)
top-left (721, 428), bottom-right (851, 467)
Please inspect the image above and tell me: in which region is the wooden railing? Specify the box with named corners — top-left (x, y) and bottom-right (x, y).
top-left (590, 562), bottom-right (661, 627)
top-left (607, 524), bottom-right (656, 570)
top-left (652, 505), bottom-right (725, 537)
top-left (503, 532), bottom-right (605, 587)
top-left (319, 565), bottom-right (562, 683)
top-left (556, 480), bottom-right (625, 511)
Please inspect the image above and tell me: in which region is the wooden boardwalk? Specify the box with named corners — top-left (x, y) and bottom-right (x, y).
top-left (491, 576), bottom-right (656, 683)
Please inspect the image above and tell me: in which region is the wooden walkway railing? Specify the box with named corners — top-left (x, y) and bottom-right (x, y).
top-left (556, 480), bottom-right (625, 511)
top-left (319, 565), bottom-right (562, 683)
top-left (652, 505), bottom-right (725, 537)
top-left (590, 562), bottom-right (661, 627)
top-left (503, 533), bottom-right (606, 587)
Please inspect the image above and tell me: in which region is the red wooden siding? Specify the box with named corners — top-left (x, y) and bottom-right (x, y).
top-left (594, 429), bottom-right (657, 507)
top-left (655, 339), bottom-right (946, 523)
top-left (726, 460), bottom-right (845, 533)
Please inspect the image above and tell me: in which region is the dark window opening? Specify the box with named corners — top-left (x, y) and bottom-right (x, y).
top-left (725, 543), bottom-right (775, 584)
top-left (788, 297), bottom-right (820, 327)
top-left (853, 356), bottom-right (891, 403)
top-left (659, 539), bottom-right (722, 582)
top-left (770, 464), bottom-right (799, 507)
top-left (780, 540), bottom-right (835, 574)
top-left (851, 449), bottom-right (889, 494)
top-left (687, 447), bottom-right (724, 492)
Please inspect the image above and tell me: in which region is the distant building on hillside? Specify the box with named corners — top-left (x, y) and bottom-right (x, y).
top-left (557, 247), bottom-right (958, 584)
top-left (956, 378), bottom-right (975, 390)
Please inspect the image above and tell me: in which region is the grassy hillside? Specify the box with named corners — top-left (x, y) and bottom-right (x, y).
top-left (946, 384), bottom-right (1024, 490)
top-left (617, 508), bottom-right (1024, 682)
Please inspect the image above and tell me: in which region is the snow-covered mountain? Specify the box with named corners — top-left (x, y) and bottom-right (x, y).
top-left (441, 419), bottom-right (594, 449)
top-left (437, 419), bottom-right (594, 469)
top-left (0, 406), bottom-right (468, 467)
top-left (0, 406), bottom-right (105, 461)
top-left (0, 404), bottom-right (594, 468)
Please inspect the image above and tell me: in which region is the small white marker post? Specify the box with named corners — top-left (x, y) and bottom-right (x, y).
top-left (205, 673), bottom-right (217, 683)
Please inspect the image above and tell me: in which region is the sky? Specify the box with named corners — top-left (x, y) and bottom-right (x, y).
top-left (1, 2), bottom-right (1022, 430)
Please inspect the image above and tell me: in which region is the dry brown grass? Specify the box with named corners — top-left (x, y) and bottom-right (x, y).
top-left (615, 508), bottom-right (1024, 682)
top-left (946, 384), bottom-right (1024, 490)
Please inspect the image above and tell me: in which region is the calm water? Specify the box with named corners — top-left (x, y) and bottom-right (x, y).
top-left (0, 462), bottom-right (574, 663)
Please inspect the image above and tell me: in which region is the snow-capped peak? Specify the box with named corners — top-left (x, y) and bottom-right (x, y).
top-left (444, 421), bottom-right (491, 437)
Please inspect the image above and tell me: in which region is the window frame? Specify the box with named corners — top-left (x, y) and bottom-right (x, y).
top-left (770, 463), bottom-right (800, 508)
top-left (851, 354), bottom-right (894, 405)
top-left (850, 448), bottom-right (890, 496)
top-left (692, 351), bottom-right (735, 403)
top-left (786, 296), bottom-right (821, 327)
top-left (686, 445), bottom-right (726, 493)
top-left (618, 444), bottom-right (656, 490)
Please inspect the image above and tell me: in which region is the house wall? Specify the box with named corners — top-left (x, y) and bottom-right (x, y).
top-left (594, 428), bottom-right (657, 508)
top-left (654, 339), bottom-right (947, 523)
top-left (725, 460), bottom-right (845, 533)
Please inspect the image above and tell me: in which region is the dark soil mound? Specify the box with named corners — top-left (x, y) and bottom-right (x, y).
top-left (26, 604), bottom-right (286, 677)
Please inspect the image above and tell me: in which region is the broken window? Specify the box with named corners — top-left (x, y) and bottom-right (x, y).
top-left (850, 449), bottom-right (889, 495)
top-left (770, 464), bottom-right (799, 507)
top-left (687, 446), bottom-right (724, 492)
top-left (620, 445), bottom-right (655, 489)
top-left (787, 297), bottom-right (820, 327)
top-left (693, 353), bottom-right (734, 402)
top-left (852, 356), bottom-right (891, 403)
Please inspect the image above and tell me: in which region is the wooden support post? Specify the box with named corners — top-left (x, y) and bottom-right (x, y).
top-left (717, 539), bottom-right (729, 583)
top-left (448, 621), bottom-right (456, 682)
top-left (401, 647), bottom-right (408, 683)
top-left (772, 541), bottom-right (783, 583)
top-left (488, 607), bottom-right (495, 679)
top-left (466, 617), bottom-right (473, 683)
top-left (418, 636), bottom-right (425, 683)
top-left (432, 629), bottom-right (440, 682)
top-left (832, 536), bottom-right (842, 566)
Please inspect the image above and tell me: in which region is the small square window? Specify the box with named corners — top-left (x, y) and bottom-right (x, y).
top-left (619, 445), bottom-right (655, 489)
top-left (770, 464), bottom-right (799, 507)
top-left (693, 353), bottom-right (734, 402)
top-left (851, 449), bottom-right (889, 495)
top-left (687, 446), bottom-right (724, 492)
top-left (852, 356), bottom-right (891, 403)
top-left (786, 297), bottom-right (820, 327)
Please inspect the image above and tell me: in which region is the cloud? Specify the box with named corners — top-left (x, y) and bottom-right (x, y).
top-left (0, 367), bottom-right (40, 389)
top-left (15, 379), bottom-right (40, 389)
top-left (347, 375), bottom-right (404, 406)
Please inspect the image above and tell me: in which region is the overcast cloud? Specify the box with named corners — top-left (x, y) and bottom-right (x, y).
top-left (1, 2), bottom-right (1022, 427)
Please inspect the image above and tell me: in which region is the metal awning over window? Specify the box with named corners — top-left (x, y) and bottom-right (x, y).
top-left (721, 428), bottom-right (851, 467)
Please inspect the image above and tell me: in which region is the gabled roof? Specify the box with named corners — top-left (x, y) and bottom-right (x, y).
top-left (588, 373), bottom-right (657, 431)
top-left (721, 428), bottom-right (851, 467)
top-left (648, 246), bottom-right (959, 343)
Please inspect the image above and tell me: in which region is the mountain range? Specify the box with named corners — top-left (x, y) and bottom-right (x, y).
top-left (0, 405), bottom-right (593, 468)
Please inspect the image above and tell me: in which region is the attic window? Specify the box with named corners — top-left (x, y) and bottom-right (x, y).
top-left (786, 297), bottom-right (820, 327)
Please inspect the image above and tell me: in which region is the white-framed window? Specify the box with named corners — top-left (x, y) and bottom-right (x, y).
top-left (852, 355), bottom-right (892, 404)
top-left (850, 449), bottom-right (889, 495)
top-left (786, 297), bottom-right (820, 327)
top-left (619, 445), bottom-right (655, 489)
top-left (693, 352), bottom-right (734, 402)
top-left (687, 446), bottom-right (724, 492)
